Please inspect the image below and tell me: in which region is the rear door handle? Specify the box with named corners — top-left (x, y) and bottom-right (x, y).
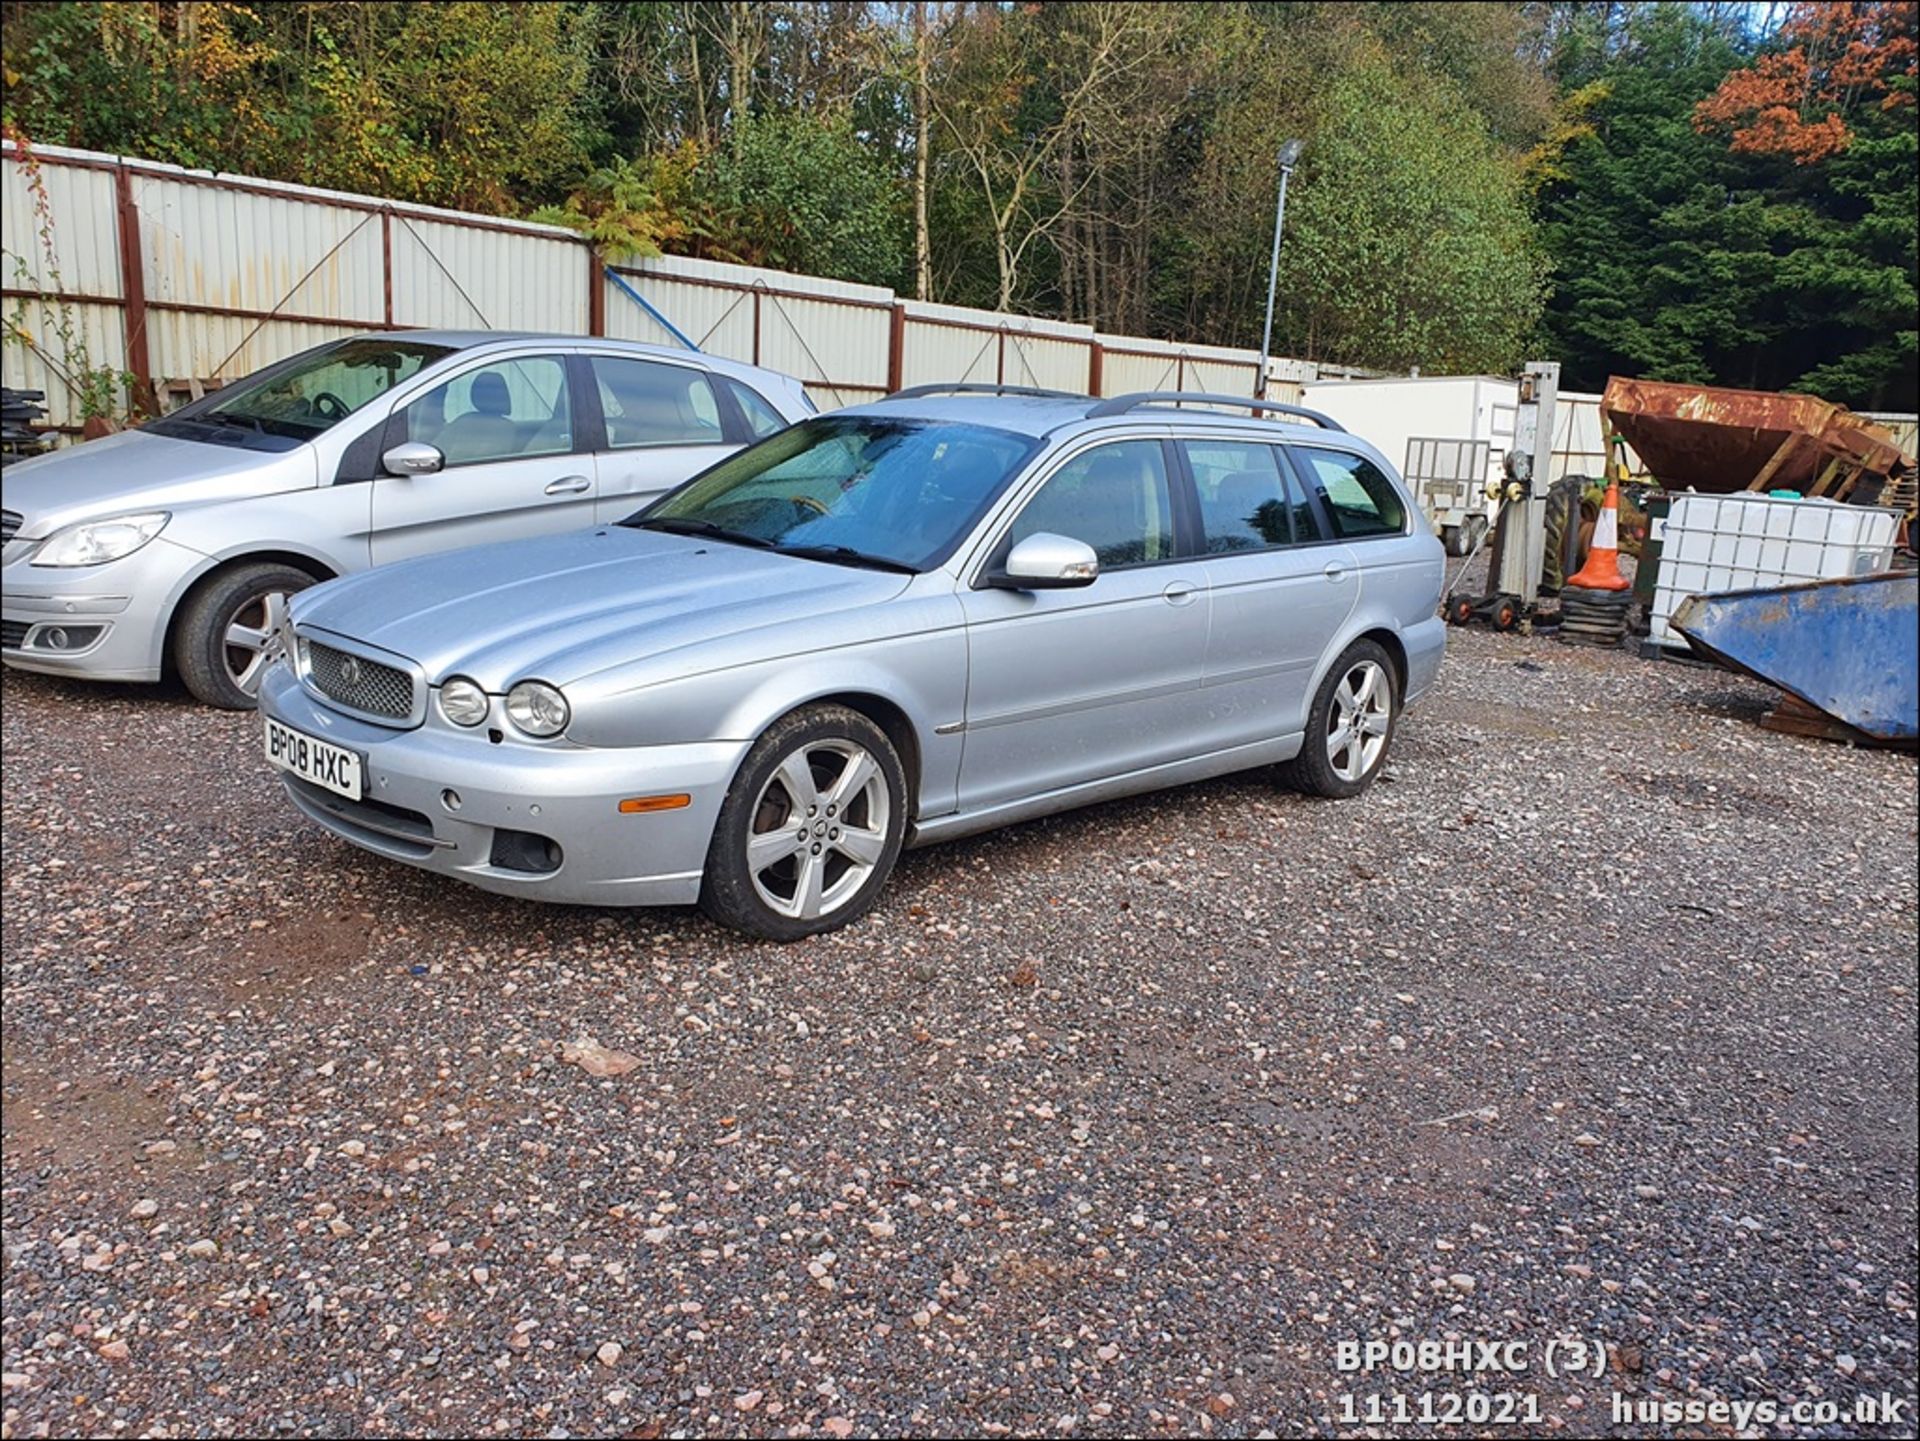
top-left (1162, 581), bottom-right (1199, 606)
top-left (1323, 562), bottom-right (1347, 582)
top-left (544, 475), bottom-right (592, 496)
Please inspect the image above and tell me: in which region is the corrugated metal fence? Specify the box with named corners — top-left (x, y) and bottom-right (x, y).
top-left (2, 141), bottom-right (1376, 435)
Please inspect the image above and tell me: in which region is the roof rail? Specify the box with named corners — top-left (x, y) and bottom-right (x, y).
top-left (883, 382), bottom-right (1087, 402)
top-left (1084, 391), bottom-right (1346, 431)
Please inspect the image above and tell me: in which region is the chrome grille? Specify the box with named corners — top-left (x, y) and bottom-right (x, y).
top-left (0, 510), bottom-right (20, 544)
top-left (306, 639), bottom-right (414, 721)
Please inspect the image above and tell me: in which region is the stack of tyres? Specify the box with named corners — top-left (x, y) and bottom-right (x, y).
top-left (1559, 585), bottom-right (1633, 647)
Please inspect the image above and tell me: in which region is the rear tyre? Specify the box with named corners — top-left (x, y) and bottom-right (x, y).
top-left (1278, 640), bottom-right (1399, 800)
top-left (173, 561), bottom-right (314, 710)
top-left (699, 704), bottom-right (908, 941)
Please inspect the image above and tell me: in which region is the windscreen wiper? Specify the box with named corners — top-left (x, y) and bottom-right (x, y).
top-left (774, 544), bottom-right (917, 574)
top-left (633, 516), bottom-right (776, 549)
top-left (197, 411), bottom-right (268, 433)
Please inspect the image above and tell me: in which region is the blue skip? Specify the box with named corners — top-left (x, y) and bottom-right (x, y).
top-left (1670, 572), bottom-right (1918, 747)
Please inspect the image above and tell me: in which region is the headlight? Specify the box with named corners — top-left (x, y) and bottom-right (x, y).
top-left (439, 676), bottom-right (489, 727)
top-left (31, 512), bottom-right (170, 567)
top-left (504, 680), bottom-right (569, 737)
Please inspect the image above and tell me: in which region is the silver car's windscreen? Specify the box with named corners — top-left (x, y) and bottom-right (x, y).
top-left (627, 416), bottom-right (1040, 572)
top-left (150, 338), bottom-right (455, 448)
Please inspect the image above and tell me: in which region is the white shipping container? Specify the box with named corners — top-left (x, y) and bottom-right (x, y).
top-left (1649, 492), bottom-right (1900, 650)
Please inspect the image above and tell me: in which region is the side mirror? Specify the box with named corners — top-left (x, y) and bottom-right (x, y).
top-left (382, 440), bottom-right (444, 476)
top-left (986, 532), bottom-right (1100, 590)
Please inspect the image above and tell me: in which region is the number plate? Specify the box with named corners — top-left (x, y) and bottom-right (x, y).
top-left (264, 716), bottom-right (363, 801)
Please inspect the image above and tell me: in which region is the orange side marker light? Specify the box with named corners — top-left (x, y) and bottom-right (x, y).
top-left (618, 794), bottom-right (692, 814)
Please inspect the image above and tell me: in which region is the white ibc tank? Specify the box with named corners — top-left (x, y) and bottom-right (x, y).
top-left (1649, 492), bottom-right (1901, 650)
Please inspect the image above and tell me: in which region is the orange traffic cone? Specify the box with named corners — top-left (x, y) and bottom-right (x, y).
top-left (1566, 481), bottom-right (1630, 591)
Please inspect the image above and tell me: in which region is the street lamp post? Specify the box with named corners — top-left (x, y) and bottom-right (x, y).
top-left (1256, 138), bottom-right (1305, 399)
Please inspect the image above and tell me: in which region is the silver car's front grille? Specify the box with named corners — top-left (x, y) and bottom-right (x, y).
top-left (306, 639), bottom-right (415, 722)
top-left (0, 510), bottom-right (20, 544)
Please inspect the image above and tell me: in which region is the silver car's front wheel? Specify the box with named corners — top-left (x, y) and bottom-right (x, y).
top-left (700, 704), bottom-right (908, 941)
top-left (223, 589), bottom-right (292, 699)
top-left (1325, 658), bottom-right (1392, 783)
top-left (173, 561), bottom-right (315, 710)
top-left (746, 739), bottom-right (892, 921)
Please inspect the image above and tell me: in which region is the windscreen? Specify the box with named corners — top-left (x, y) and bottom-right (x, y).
top-left (628, 416), bottom-right (1037, 572)
top-left (184, 338), bottom-right (454, 441)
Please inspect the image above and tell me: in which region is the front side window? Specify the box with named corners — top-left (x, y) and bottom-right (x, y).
top-left (402, 355), bottom-right (573, 467)
top-left (630, 416), bottom-right (1037, 572)
top-left (1006, 440), bottom-right (1174, 571)
top-left (1185, 441), bottom-right (1293, 552)
top-left (592, 356), bottom-right (726, 448)
top-left (1294, 448), bottom-right (1407, 539)
top-left (161, 338), bottom-right (453, 444)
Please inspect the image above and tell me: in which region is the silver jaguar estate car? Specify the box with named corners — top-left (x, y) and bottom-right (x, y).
top-left (258, 385), bottom-right (1447, 940)
top-left (1, 332), bottom-right (812, 707)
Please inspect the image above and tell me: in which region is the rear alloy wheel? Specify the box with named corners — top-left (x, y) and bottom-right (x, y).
top-left (173, 561), bottom-right (314, 709)
top-left (1279, 639), bottom-right (1399, 799)
top-left (700, 705), bottom-right (907, 940)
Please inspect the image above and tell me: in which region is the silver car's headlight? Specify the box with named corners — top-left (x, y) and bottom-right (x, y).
top-left (31, 511), bottom-right (170, 567)
top-left (504, 680), bottom-right (569, 737)
top-left (439, 676), bottom-right (489, 727)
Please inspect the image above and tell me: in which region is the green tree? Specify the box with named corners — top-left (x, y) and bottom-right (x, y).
top-left (1534, 2), bottom-right (1918, 408)
top-left (687, 112), bottom-right (905, 283)
top-left (1274, 47), bottom-right (1548, 372)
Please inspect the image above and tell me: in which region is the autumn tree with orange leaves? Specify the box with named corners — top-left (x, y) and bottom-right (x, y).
top-left (1694, 1), bottom-right (1918, 163)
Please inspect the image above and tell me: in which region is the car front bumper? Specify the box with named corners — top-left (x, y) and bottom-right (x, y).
top-left (259, 664), bottom-right (748, 908)
top-left (0, 536), bottom-right (202, 683)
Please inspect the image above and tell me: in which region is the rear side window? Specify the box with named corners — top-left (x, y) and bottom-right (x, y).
top-left (727, 379), bottom-right (790, 439)
top-left (1184, 441), bottom-right (1293, 552)
top-left (1293, 448), bottom-right (1407, 539)
top-left (590, 356), bottom-right (725, 448)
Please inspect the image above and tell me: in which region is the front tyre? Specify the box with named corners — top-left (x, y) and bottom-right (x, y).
top-left (173, 561), bottom-right (314, 709)
top-left (699, 704), bottom-right (908, 941)
top-left (1279, 640), bottom-right (1399, 799)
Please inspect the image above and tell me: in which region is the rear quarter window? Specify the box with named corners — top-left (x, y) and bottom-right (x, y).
top-left (1293, 448), bottom-right (1407, 539)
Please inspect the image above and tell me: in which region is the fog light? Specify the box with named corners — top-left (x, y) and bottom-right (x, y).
top-left (29, 623), bottom-right (102, 652)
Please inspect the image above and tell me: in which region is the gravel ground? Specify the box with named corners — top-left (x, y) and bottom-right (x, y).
top-left (2, 626), bottom-right (1915, 1439)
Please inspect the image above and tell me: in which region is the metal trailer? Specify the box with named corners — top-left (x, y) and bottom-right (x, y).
top-left (1403, 437), bottom-right (1494, 555)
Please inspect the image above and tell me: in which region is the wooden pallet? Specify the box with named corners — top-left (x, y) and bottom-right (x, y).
top-left (1758, 692), bottom-right (1876, 746)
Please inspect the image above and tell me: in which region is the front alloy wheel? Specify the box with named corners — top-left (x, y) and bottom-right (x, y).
top-left (746, 739), bottom-right (891, 921)
top-left (173, 560), bottom-right (314, 709)
top-left (700, 704), bottom-right (908, 940)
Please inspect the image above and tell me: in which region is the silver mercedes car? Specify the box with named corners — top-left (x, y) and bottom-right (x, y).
top-left (1, 332), bottom-right (813, 707)
top-left (258, 385), bottom-right (1447, 939)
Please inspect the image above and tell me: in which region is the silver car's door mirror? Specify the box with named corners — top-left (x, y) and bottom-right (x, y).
top-left (987, 532), bottom-right (1100, 590)
top-left (382, 440), bottom-right (444, 476)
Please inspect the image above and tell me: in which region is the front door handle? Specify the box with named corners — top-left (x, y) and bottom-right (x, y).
top-left (1323, 562), bottom-right (1347, 582)
top-left (544, 475), bottom-right (592, 496)
top-left (1162, 581), bottom-right (1199, 606)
